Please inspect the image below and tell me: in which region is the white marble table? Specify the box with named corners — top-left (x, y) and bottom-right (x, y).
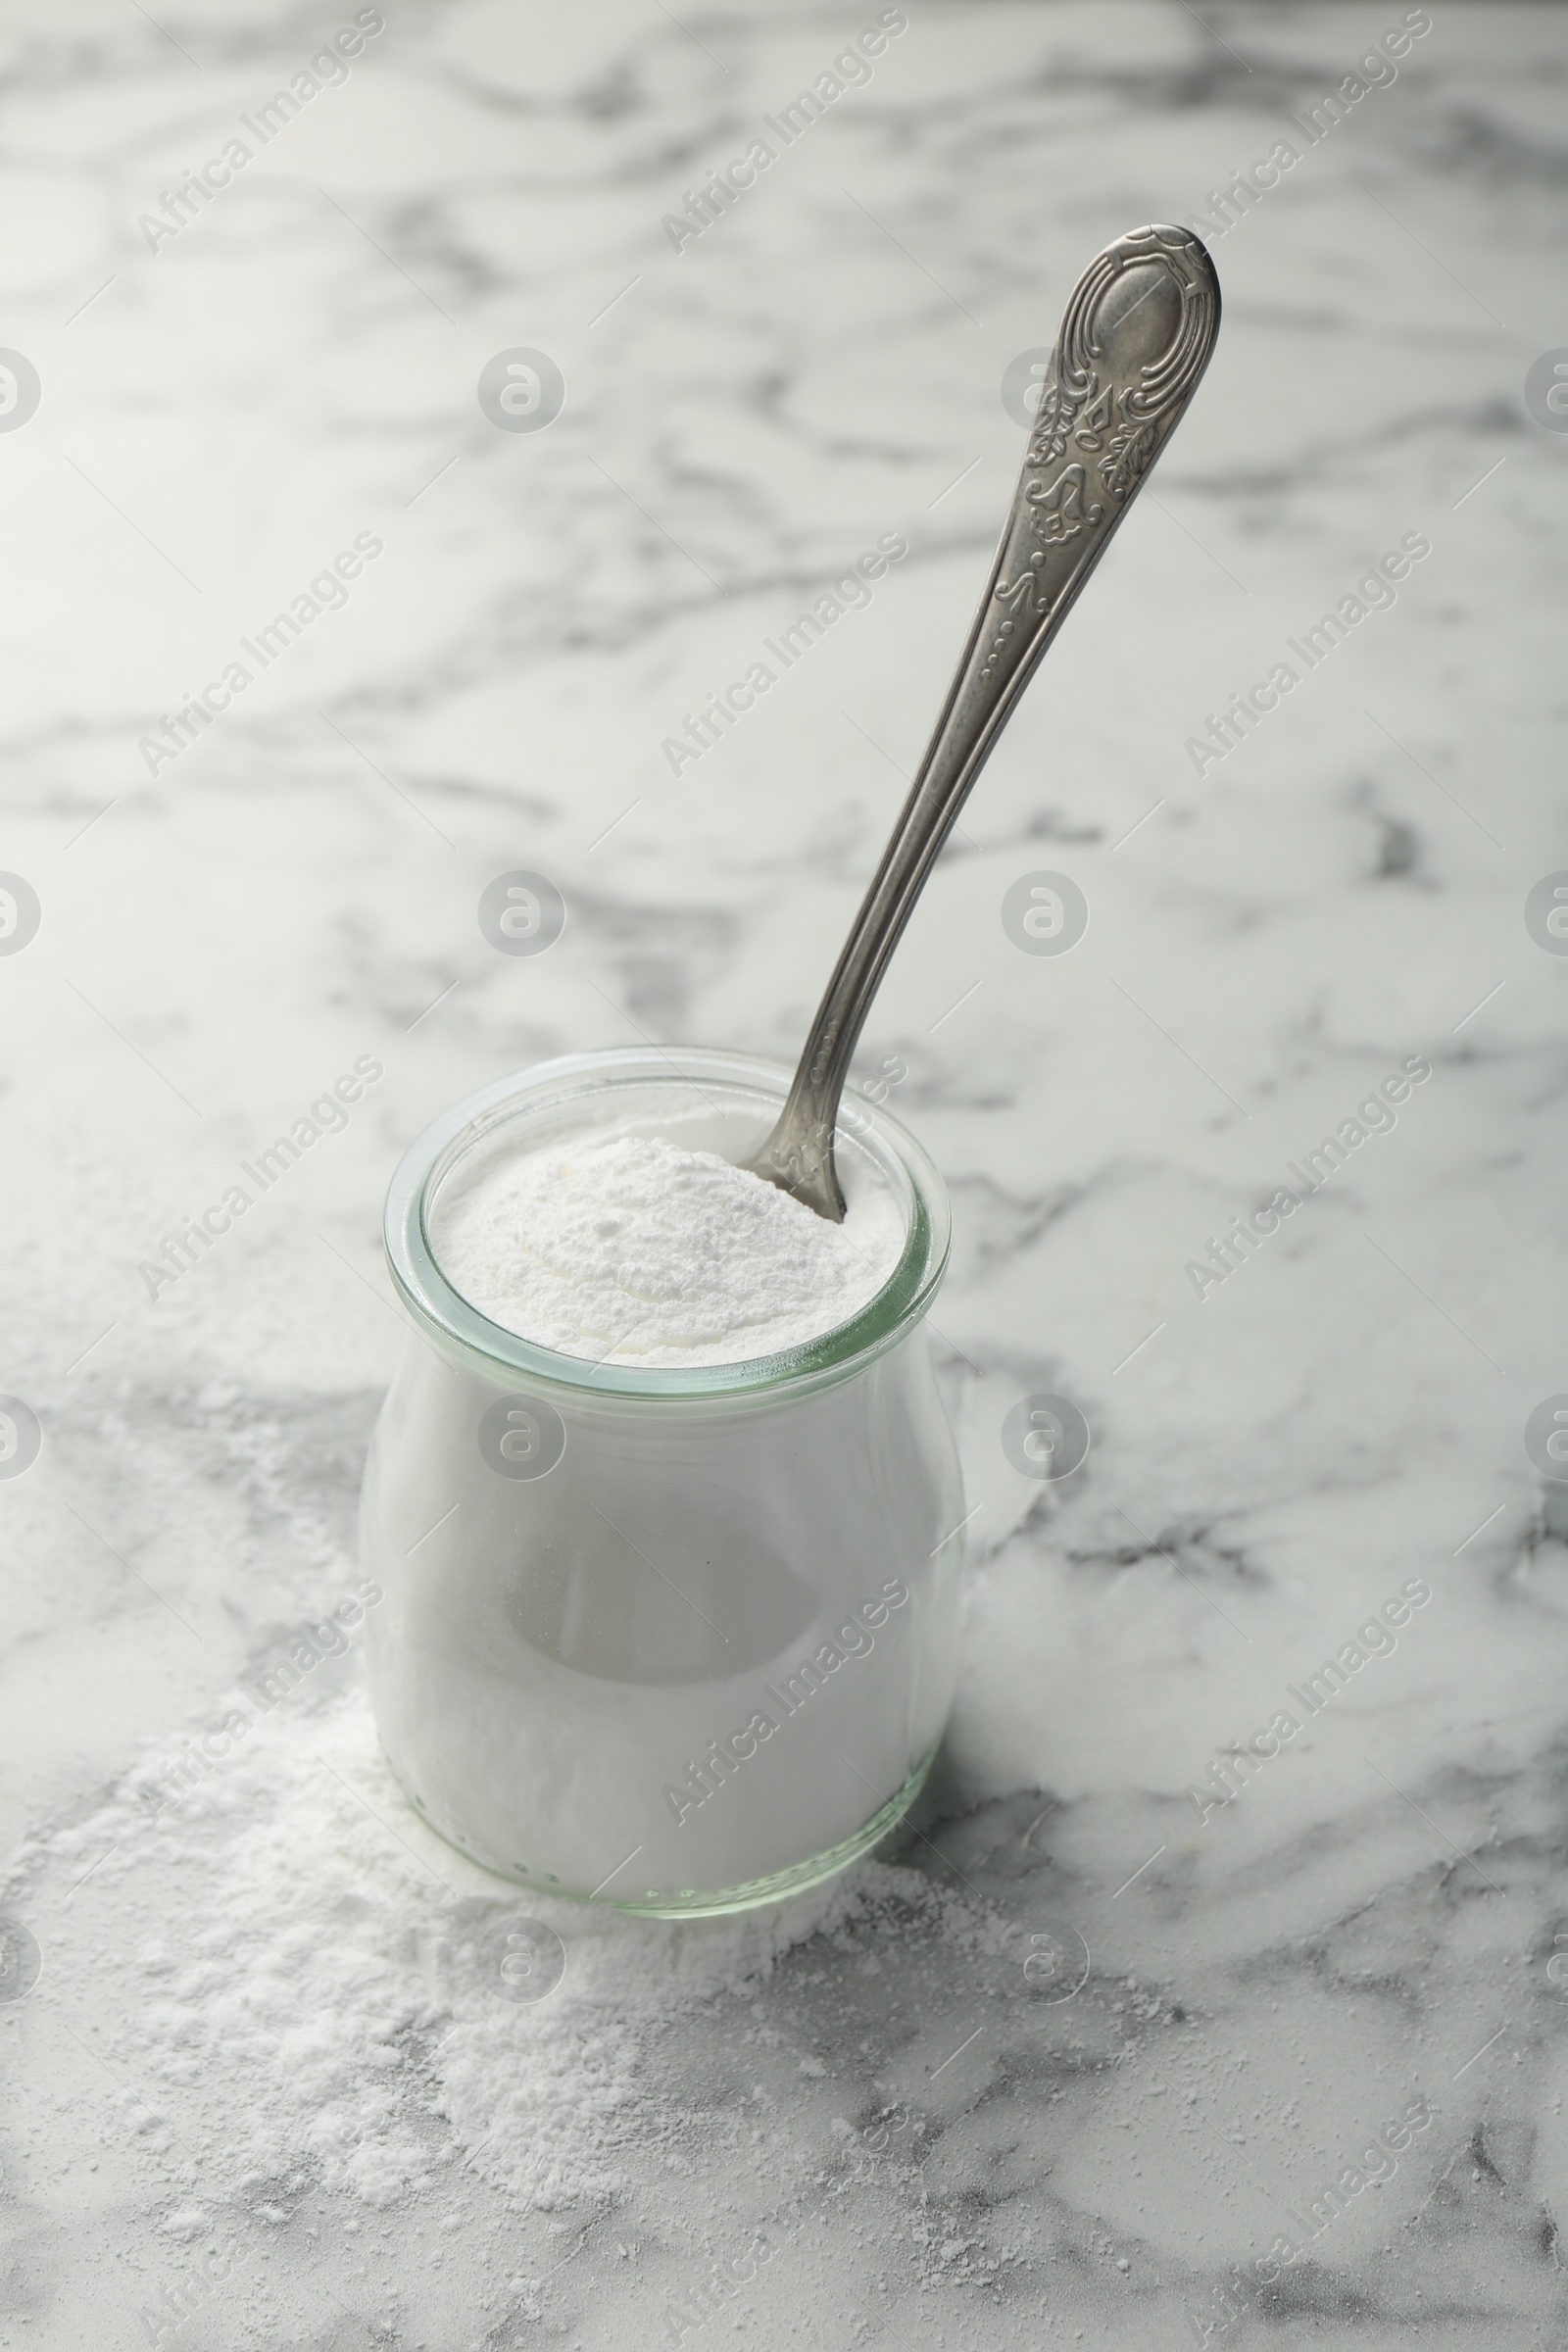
top-left (2, 3), bottom-right (1565, 2344)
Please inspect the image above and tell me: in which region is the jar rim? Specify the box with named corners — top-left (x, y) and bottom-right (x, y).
top-left (382, 1046), bottom-right (952, 1403)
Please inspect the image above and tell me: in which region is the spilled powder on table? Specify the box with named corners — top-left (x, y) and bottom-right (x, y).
top-left (5, 1688), bottom-right (875, 2218)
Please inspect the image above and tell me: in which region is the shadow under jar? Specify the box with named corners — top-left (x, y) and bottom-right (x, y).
top-left (361, 1046), bottom-right (965, 1918)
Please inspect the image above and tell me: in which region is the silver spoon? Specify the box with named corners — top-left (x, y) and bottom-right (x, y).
top-left (748, 222), bottom-right (1221, 1220)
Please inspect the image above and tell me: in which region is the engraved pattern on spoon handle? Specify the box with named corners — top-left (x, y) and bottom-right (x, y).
top-left (753, 223), bottom-right (1221, 1217)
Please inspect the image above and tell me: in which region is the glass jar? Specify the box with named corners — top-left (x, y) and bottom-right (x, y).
top-left (361, 1046), bottom-right (963, 1918)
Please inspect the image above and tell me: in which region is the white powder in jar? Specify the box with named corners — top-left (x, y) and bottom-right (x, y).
top-left (382, 1103), bottom-right (956, 1909)
top-left (430, 1129), bottom-right (906, 1367)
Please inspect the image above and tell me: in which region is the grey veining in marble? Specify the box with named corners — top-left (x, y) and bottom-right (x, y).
top-left (2, 2), bottom-right (1567, 2346)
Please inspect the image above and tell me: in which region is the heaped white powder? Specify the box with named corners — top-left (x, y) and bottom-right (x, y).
top-left (431, 1130), bottom-right (906, 1366)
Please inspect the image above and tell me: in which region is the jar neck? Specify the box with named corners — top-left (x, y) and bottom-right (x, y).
top-left (384, 1048), bottom-right (952, 1405)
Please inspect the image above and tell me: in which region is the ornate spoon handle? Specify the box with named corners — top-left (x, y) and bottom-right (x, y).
top-left (749, 222), bottom-right (1221, 1219)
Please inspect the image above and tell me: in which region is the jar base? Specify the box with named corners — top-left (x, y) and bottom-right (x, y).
top-left (382, 1737), bottom-right (943, 1920)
